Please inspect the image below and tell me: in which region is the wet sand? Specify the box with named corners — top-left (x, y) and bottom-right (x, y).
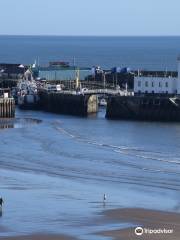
top-left (0, 226), bottom-right (8, 233)
top-left (1, 208), bottom-right (180, 240)
top-left (0, 234), bottom-right (77, 240)
top-left (100, 208), bottom-right (180, 240)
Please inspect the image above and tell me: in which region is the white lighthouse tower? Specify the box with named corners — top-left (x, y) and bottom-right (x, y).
top-left (177, 56), bottom-right (180, 94)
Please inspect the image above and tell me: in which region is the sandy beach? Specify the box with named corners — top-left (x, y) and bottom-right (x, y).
top-left (100, 208), bottom-right (180, 240)
top-left (0, 109), bottom-right (180, 240)
top-left (0, 234), bottom-right (77, 240)
top-left (1, 208), bottom-right (180, 240)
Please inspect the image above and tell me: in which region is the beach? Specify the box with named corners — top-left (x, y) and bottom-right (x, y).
top-left (0, 235), bottom-right (77, 240)
top-left (0, 108), bottom-right (180, 239)
top-left (100, 208), bottom-right (180, 240)
top-left (0, 104), bottom-right (180, 239)
top-left (1, 207), bottom-right (180, 240)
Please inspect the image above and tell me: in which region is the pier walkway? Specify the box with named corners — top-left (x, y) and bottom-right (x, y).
top-left (55, 89), bottom-right (134, 96)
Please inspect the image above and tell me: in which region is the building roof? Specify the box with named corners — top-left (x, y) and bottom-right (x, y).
top-left (134, 70), bottom-right (178, 78)
top-left (36, 66), bottom-right (91, 71)
top-left (0, 63), bottom-right (27, 74)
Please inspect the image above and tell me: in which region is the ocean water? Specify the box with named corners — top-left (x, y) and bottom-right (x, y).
top-left (0, 36), bottom-right (180, 70)
top-left (0, 36), bottom-right (180, 239)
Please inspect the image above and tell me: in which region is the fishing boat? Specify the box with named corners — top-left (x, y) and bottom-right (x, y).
top-left (17, 69), bottom-right (39, 110)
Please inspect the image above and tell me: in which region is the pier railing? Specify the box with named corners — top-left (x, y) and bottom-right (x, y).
top-left (46, 89), bottom-right (134, 96)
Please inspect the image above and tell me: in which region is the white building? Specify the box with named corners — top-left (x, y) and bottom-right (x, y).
top-left (134, 58), bottom-right (180, 94)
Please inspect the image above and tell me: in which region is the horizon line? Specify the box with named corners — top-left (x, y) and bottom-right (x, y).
top-left (0, 34), bottom-right (180, 38)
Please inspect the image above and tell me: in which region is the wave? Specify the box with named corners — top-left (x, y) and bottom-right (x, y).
top-left (52, 121), bottom-right (180, 168)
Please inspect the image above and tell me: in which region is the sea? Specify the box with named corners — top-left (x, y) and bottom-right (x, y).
top-left (0, 36), bottom-right (180, 239)
top-left (0, 36), bottom-right (180, 70)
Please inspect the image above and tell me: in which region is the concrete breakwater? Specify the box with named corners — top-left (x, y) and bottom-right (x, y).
top-left (39, 92), bottom-right (98, 116)
top-left (0, 98), bottom-right (15, 118)
top-left (106, 95), bottom-right (180, 121)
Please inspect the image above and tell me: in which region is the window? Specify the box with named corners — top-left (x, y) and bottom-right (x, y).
top-left (152, 82), bottom-right (154, 87)
top-left (138, 81), bottom-right (141, 87)
top-left (145, 81), bottom-right (148, 87)
top-left (159, 82), bottom-right (162, 87)
top-left (165, 82), bottom-right (168, 88)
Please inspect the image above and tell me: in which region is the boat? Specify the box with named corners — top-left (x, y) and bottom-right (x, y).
top-left (44, 83), bottom-right (62, 92)
top-left (99, 98), bottom-right (107, 107)
top-left (17, 69), bottom-right (39, 110)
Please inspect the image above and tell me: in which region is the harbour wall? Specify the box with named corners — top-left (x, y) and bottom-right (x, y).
top-left (39, 92), bottom-right (98, 116)
top-left (106, 95), bottom-right (180, 121)
top-left (0, 98), bottom-right (15, 118)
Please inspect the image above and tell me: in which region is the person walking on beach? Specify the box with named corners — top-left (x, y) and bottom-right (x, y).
top-left (103, 193), bottom-right (107, 207)
top-left (0, 198), bottom-right (4, 208)
top-left (103, 194), bottom-right (107, 202)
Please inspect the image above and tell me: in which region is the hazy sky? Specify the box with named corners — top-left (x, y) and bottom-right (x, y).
top-left (0, 0), bottom-right (180, 36)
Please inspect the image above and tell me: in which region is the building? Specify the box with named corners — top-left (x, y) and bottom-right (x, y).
top-left (134, 58), bottom-right (180, 95)
top-left (34, 66), bottom-right (92, 81)
top-left (0, 63), bottom-right (26, 79)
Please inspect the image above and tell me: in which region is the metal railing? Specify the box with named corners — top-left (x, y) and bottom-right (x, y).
top-left (47, 89), bottom-right (134, 96)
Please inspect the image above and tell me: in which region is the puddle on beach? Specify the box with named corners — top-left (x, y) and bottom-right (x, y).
top-left (0, 118), bottom-right (42, 130)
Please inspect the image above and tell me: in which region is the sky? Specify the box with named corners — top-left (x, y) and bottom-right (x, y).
top-left (0, 0), bottom-right (180, 36)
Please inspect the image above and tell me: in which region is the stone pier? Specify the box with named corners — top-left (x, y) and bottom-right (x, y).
top-left (39, 92), bottom-right (98, 116)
